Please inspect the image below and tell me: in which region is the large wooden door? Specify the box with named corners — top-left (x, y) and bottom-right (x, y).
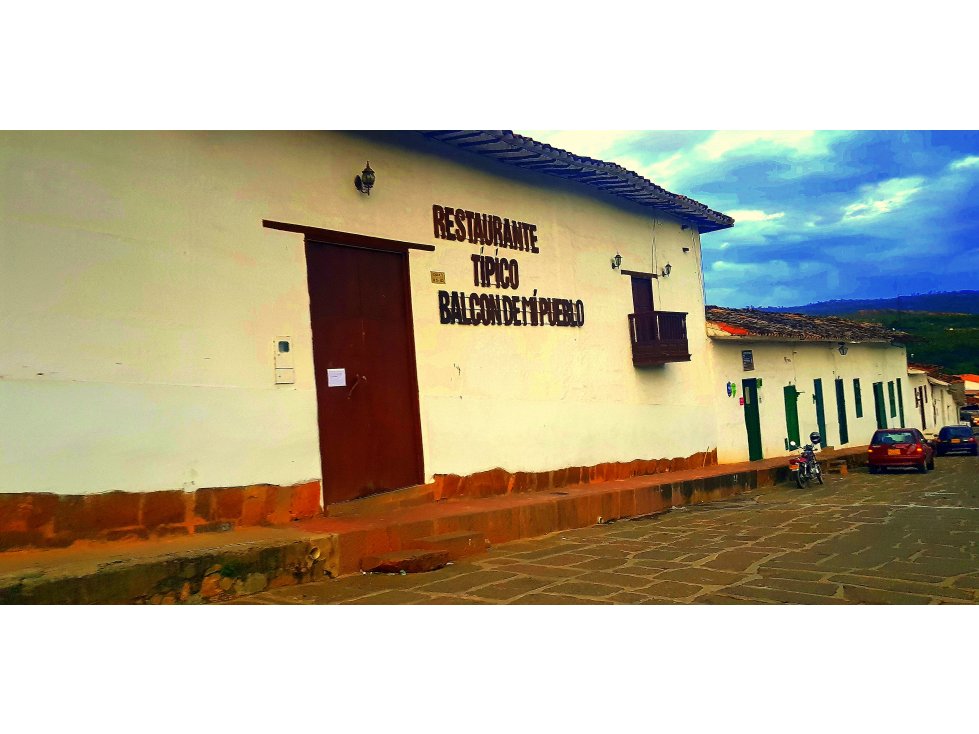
top-left (305, 240), bottom-right (423, 504)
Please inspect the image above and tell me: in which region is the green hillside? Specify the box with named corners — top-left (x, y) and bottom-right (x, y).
top-left (763, 290), bottom-right (979, 316)
top-left (844, 310), bottom-right (979, 375)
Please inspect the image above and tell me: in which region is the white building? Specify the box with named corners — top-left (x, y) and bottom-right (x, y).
top-left (0, 130), bottom-right (923, 550)
top-left (706, 307), bottom-right (914, 463)
top-left (1, 130), bottom-right (739, 546)
top-left (908, 365), bottom-right (966, 434)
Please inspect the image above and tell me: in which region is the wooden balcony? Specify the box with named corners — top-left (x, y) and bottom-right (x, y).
top-left (628, 311), bottom-right (691, 366)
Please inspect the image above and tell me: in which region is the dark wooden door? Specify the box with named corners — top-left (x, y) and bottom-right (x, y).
top-left (813, 378), bottom-right (827, 445)
top-left (630, 276), bottom-right (656, 342)
top-left (742, 378), bottom-right (763, 461)
top-left (897, 377), bottom-right (906, 427)
top-left (873, 382), bottom-right (887, 429)
top-left (916, 386), bottom-right (927, 429)
top-left (305, 240), bottom-right (423, 504)
top-left (631, 276), bottom-right (654, 313)
top-left (783, 385), bottom-right (801, 448)
top-left (835, 378), bottom-right (849, 445)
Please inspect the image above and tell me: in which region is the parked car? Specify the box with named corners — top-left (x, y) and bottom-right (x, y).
top-left (934, 425), bottom-right (978, 456)
top-left (867, 428), bottom-right (935, 473)
top-left (960, 406), bottom-right (979, 430)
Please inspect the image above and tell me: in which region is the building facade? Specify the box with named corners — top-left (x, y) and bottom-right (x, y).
top-left (957, 374), bottom-right (979, 406)
top-left (3, 131), bottom-right (930, 551)
top-left (907, 366), bottom-right (958, 434)
top-left (2, 130), bottom-right (738, 536)
top-left (705, 308), bottom-right (914, 463)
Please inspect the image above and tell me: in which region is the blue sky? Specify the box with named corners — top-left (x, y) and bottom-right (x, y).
top-left (519, 131), bottom-right (979, 308)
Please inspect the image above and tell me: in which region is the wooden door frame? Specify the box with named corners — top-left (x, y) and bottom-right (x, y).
top-left (264, 219), bottom-right (436, 255)
top-left (264, 220), bottom-right (430, 502)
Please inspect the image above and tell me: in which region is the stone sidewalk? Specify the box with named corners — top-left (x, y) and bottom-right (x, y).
top-left (238, 455), bottom-right (979, 604)
top-left (0, 446), bottom-right (866, 603)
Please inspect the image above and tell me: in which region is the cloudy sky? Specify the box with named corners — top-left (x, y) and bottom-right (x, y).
top-left (519, 131), bottom-right (979, 308)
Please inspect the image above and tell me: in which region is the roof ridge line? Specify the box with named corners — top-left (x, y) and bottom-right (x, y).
top-left (421, 131), bottom-right (734, 233)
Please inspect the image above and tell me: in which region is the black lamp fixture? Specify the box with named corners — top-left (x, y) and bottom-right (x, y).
top-left (355, 161), bottom-right (375, 195)
top-left (838, 342), bottom-right (849, 356)
top-left (661, 262), bottom-right (672, 278)
top-left (611, 252), bottom-right (622, 270)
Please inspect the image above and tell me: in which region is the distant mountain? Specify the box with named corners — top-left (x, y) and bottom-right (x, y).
top-left (759, 291), bottom-right (979, 316)
top-left (843, 310), bottom-right (979, 375)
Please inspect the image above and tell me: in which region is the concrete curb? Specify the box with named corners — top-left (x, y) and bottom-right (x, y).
top-left (0, 532), bottom-right (339, 604)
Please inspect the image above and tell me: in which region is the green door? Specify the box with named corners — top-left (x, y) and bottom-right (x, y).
top-left (835, 378), bottom-right (849, 444)
top-left (783, 384), bottom-right (801, 448)
top-left (873, 381), bottom-right (887, 429)
top-left (742, 378), bottom-right (763, 461)
top-left (813, 378), bottom-right (827, 445)
top-left (897, 377), bottom-right (906, 427)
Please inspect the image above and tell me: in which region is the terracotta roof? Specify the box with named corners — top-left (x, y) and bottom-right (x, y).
top-left (705, 306), bottom-right (910, 343)
top-left (909, 363), bottom-right (963, 384)
top-left (956, 374), bottom-right (979, 382)
top-left (421, 131), bottom-right (734, 233)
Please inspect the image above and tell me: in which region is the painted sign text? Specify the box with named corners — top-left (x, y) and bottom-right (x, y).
top-left (432, 204), bottom-right (539, 253)
top-left (438, 291), bottom-right (584, 328)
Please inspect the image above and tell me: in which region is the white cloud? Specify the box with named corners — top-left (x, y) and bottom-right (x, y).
top-left (841, 176), bottom-right (924, 221)
top-left (695, 131), bottom-right (829, 160)
top-left (950, 155), bottom-right (979, 170)
top-left (639, 151), bottom-right (685, 183)
top-left (646, 131), bottom-right (850, 189)
top-left (518, 130), bottom-right (850, 191)
top-left (726, 209), bottom-right (785, 223)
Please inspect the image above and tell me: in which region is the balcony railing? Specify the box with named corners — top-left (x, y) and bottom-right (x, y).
top-left (628, 311), bottom-right (691, 366)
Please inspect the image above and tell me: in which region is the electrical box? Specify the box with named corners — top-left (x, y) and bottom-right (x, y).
top-left (274, 337), bottom-right (295, 384)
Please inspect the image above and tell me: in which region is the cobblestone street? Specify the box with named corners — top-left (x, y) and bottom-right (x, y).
top-left (241, 455), bottom-right (979, 604)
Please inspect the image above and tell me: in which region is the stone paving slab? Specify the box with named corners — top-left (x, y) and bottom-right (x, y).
top-left (242, 455), bottom-right (979, 605)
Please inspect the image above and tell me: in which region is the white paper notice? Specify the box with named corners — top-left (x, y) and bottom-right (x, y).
top-left (327, 368), bottom-right (346, 387)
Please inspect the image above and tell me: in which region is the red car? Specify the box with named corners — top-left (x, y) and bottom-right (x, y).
top-left (867, 428), bottom-right (935, 474)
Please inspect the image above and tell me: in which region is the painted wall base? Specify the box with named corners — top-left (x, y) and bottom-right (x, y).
top-left (0, 481), bottom-right (321, 551)
top-left (432, 451), bottom-right (719, 501)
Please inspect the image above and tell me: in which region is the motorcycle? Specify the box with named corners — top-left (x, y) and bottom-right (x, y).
top-left (789, 432), bottom-right (823, 488)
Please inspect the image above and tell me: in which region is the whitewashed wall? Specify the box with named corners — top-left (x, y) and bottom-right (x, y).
top-left (928, 381), bottom-right (959, 431)
top-left (707, 339), bottom-right (913, 463)
top-left (1, 131), bottom-right (720, 495)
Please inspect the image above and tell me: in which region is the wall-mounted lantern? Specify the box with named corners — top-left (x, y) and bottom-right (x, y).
top-left (838, 342), bottom-right (849, 356)
top-left (355, 161), bottom-right (375, 195)
top-left (611, 252), bottom-right (622, 270)
top-left (661, 262), bottom-right (672, 278)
